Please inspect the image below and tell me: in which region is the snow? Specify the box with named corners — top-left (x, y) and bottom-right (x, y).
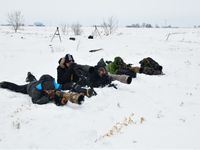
top-left (0, 26), bottom-right (200, 149)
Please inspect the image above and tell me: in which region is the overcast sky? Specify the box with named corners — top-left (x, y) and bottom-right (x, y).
top-left (0, 0), bottom-right (200, 27)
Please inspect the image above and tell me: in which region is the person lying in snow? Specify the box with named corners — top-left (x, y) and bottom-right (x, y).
top-left (106, 57), bottom-right (163, 76)
top-left (138, 57), bottom-right (163, 75)
top-left (88, 58), bottom-right (132, 88)
top-left (106, 57), bottom-right (137, 78)
top-left (0, 73), bottom-right (84, 106)
top-left (57, 54), bottom-right (132, 90)
top-left (57, 54), bottom-right (95, 96)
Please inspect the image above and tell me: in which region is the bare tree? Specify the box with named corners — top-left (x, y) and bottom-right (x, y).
top-left (102, 16), bottom-right (118, 36)
top-left (71, 23), bottom-right (82, 35)
top-left (60, 24), bottom-right (70, 35)
top-left (7, 11), bottom-right (24, 33)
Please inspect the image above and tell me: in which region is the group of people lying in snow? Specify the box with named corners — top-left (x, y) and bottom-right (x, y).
top-left (0, 54), bottom-right (163, 106)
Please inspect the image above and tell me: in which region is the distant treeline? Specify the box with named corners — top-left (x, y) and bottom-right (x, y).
top-left (126, 23), bottom-right (200, 28)
top-left (126, 23), bottom-right (178, 28)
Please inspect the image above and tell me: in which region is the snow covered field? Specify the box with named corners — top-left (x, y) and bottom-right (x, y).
top-left (0, 26), bottom-right (200, 149)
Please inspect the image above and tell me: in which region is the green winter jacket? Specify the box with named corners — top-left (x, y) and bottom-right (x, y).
top-left (106, 57), bottom-right (127, 74)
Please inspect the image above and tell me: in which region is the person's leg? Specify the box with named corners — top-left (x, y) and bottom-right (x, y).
top-left (0, 81), bottom-right (28, 94)
top-left (25, 72), bottom-right (37, 82)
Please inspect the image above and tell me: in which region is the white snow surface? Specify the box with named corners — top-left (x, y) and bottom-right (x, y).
top-left (0, 26), bottom-right (200, 149)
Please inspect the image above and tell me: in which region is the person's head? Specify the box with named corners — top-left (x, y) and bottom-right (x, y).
top-left (36, 75), bottom-right (61, 92)
top-left (114, 57), bottom-right (125, 66)
top-left (64, 54), bottom-right (75, 67)
top-left (97, 67), bottom-right (107, 77)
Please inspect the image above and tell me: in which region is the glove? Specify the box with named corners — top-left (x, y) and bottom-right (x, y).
top-left (99, 75), bottom-right (112, 87)
top-left (43, 90), bottom-right (56, 100)
top-left (54, 91), bottom-right (68, 106)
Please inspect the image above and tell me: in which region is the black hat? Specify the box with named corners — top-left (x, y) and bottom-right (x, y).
top-left (65, 54), bottom-right (74, 63)
top-left (38, 75), bottom-right (55, 90)
top-left (97, 58), bottom-right (106, 68)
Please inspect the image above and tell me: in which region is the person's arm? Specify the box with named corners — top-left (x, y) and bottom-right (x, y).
top-left (88, 73), bottom-right (112, 88)
top-left (57, 66), bottom-right (73, 84)
top-left (30, 89), bottom-right (51, 105)
top-left (31, 96), bottom-right (50, 105)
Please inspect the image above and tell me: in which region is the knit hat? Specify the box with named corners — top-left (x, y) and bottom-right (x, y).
top-left (114, 57), bottom-right (125, 66)
top-left (36, 75), bottom-right (61, 91)
top-left (65, 54), bottom-right (74, 63)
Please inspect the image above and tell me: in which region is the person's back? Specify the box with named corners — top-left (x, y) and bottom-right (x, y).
top-left (57, 57), bottom-right (79, 84)
top-left (139, 57), bottom-right (161, 70)
top-left (106, 57), bottom-right (137, 78)
top-left (27, 74), bottom-right (59, 104)
top-left (139, 57), bottom-right (163, 75)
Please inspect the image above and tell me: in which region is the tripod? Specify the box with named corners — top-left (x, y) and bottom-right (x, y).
top-left (93, 25), bottom-right (101, 38)
top-left (51, 27), bottom-right (62, 42)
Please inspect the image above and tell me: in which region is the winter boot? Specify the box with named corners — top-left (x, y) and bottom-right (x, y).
top-left (0, 82), bottom-right (4, 88)
top-left (25, 72), bottom-right (37, 82)
top-left (0, 81), bottom-right (8, 89)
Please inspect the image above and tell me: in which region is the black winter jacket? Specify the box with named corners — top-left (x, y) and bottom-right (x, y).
top-left (57, 63), bottom-right (90, 84)
top-left (27, 75), bottom-right (57, 104)
top-left (27, 81), bottom-right (49, 104)
top-left (57, 58), bottom-right (112, 88)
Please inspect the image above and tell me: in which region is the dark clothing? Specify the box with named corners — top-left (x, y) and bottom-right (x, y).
top-left (57, 64), bottom-right (79, 84)
top-left (60, 82), bottom-right (74, 90)
top-left (57, 58), bottom-right (113, 89)
top-left (57, 62), bottom-right (90, 86)
top-left (140, 67), bottom-right (162, 75)
top-left (26, 80), bottom-right (50, 104)
top-left (86, 59), bottom-right (112, 87)
top-left (0, 74), bottom-right (60, 105)
top-left (0, 82), bottom-right (28, 94)
top-left (87, 67), bottom-right (112, 88)
top-left (116, 68), bottom-right (136, 78)
top-left (106, 57), bottom-right (136, 78)
top-left (139, 57), bottom-right (163, 75)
